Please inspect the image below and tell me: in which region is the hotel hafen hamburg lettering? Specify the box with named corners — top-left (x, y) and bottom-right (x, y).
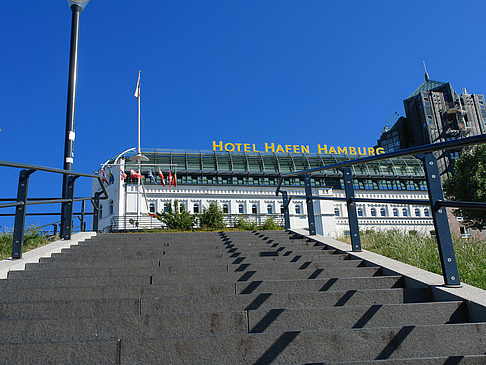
top-left (212, 141), bottom-right (386, 156)
top-left (93, 147), bottom-right (434, 236)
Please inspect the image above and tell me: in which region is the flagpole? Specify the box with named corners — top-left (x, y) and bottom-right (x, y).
top-left (137, 70), bottom-right (140, 227)
top-left (130, 70), bottom-right (148, 229)
top-left (137, 70), bottom-right (141, 155)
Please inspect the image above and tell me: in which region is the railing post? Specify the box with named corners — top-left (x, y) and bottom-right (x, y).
top-left (62, 175), bottom-right (78, 240)
top-left (53, 224), bottom-right (58, 237)
top-left (418, 153), bottom-right (461, 286)
top-left (11, 169), bottom-right (35, 259)
top-left (340, 167), bottom-right (362, 252)
top-left (80, 199), bottom-right (86, 232)
top-left (92, 192), bottom-right (101, 232)
top-left (280, 190), bottom-right (291, 230)
top-left (303, 174), bottom-right (316, 235)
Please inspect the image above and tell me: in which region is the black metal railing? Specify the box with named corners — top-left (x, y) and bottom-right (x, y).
top-left (276, 134), bottom-right (486, 286)
top-left (0, 160), bottom-right (108, 259)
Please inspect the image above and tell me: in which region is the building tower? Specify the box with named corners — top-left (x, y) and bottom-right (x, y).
top-left (377, 70), bottom-right (486, 175)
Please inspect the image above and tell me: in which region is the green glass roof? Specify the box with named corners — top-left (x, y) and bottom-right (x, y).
top-left (406, 79), bottom-right (447, 99)
top-left (116, 149), bottom-right (425, 179)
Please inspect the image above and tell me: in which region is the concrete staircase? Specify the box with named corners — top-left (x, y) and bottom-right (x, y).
top-left (1, 230), bottom-right (485, 364)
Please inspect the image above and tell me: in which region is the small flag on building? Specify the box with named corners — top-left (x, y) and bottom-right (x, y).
top-left (158, 168), bottom-right (166, 187)
top-left (148, 169), bottom-right (157, 184)
top-left (130, 169), bottom-right (143, 180)
top-left (173, 171), bottom-right (177, 187)
top-left (101, 169), bottom-right (109, 184)
top-left (168, 171), bottom-right (172, 190)
top-left (109, 170), bottom-right (115, 185)
top-left (120, 169), bottom-right (127, 180)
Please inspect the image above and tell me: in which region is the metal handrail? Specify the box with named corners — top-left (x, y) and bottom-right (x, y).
top-left (0, 159), bottom-right (109, 259)
top-left (275, 134), bottom-right (486, 287)
top-left (276, 134), bottom-right (486, 195)
top-left (0, 159), bottom-right (108, 199)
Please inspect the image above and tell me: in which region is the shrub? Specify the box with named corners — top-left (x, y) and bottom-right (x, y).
top-left (199, 203), bottom-right (225, 230)
top-left (261, 216), bottom-right (283, 230)
top-left (157, 200), bottom-right (196, 230)
top-left (233, 216), bottom-right (258, 231)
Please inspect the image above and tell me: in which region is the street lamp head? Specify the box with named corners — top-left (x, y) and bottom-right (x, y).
top-left (67, 0), bottom-right (90, 11)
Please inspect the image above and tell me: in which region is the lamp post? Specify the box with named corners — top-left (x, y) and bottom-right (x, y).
top-left (60, 0), bottom-right (90, 239)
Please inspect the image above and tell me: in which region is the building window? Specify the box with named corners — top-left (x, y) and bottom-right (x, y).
top-left (267, 204), bottom-right (273, 214)
top-left (424, 208), bottom-right (430, 217)
top-left (252, 204), bottom-right (257, 214)
top-left (357, 207), bottom-right (363, 217)
top-left (149, 203), bottom-right (155, 213)
top-left (164, 203), bottom-right (169, 213)
top-left (380, 208), bottom-right (386, 217)
top-left (193, 204), bottom-right (199, 214)
top-left (402, 208), bottom-right (408, 217)
top-left (238, 204), bottom-right (244, 214)
top-left (370, 208), bottom-right (377, 217)
top-left (334, 208), bottom-right (340, 216)
top-left (295, 205), bottom-right (301, 214)
top-left (109, 200), bottom-right (114, 215)
top-left (180, 204), bottom-right (184, 213)
top-left (415, 208), bottom-right (421, 217)
top-left (393, 208), bottom-right (398, 217)
top-left (223, 204), bottom-right (229, 214)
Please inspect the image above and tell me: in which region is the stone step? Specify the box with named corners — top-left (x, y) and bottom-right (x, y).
top-left (0, 276), bottom-right (404, 302)
top-left (8, 267), bottom-right (382, 282)
top-left (235, 276), bottom-right (405, 295)
top-left (25, 260), bottom-right (229, 273)
top-left (11, 259), bottom-right (370, 278)
top-left (2, 267), bottom-right (386, 289)
top-left (246, 301), bottom-right (469, 333)
top-left (81, 323), bottom-right (486, 364)
top-left (37, 252), bottom-right (353, 264)
top-left (142, 287), bottom-right (433, 314)
top-left (0, 288), bottom-right (433, 319)
top-left (0, 302), bottom-right (468, 345)
top-left (66, 242), bottom-right (320, 253)
top-left (1, 323), bottom-right (484, 364)
top-left (51, 247), bottom-right (340, 259)
top-left (0, 312), bottom-right (249, 344)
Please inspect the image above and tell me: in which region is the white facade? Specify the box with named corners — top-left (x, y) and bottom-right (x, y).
top-left (93, 158), bottom-right (435, 237)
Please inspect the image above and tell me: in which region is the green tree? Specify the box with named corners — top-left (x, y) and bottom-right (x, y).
top-left (443, 145), bottom-right (486, 230)
top-left (199, 202), bottom-right (225, 230)
top-left (157, 200), bottom-right (196, 230)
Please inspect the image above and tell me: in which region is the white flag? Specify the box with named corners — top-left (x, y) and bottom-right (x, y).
top-left (134, 72), bottom-right (140, 98)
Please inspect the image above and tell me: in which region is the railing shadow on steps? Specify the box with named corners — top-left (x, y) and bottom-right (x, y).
top-left (0, 160), bottom-right (108, 259)
top-left (276, 134), bottom-right (486, 287)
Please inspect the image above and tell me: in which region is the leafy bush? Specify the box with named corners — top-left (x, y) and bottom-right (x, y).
top-left (157, 200), bottom-right (196, 230)
top-left (233, 216), bottom-right (258, 231)
top-left (199, 203), bottom-right (225, 230)
top-left (261, 216), bottom-right (284, 230)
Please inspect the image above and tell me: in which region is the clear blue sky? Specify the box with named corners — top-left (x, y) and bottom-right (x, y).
top-left (1, 0), bottom-right (485, 229)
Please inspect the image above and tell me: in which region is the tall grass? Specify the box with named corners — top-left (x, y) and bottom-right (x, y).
top-left (341, 230), bottom-right (486, 290)
top-left (0, 226), bottom-right (53, 260)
